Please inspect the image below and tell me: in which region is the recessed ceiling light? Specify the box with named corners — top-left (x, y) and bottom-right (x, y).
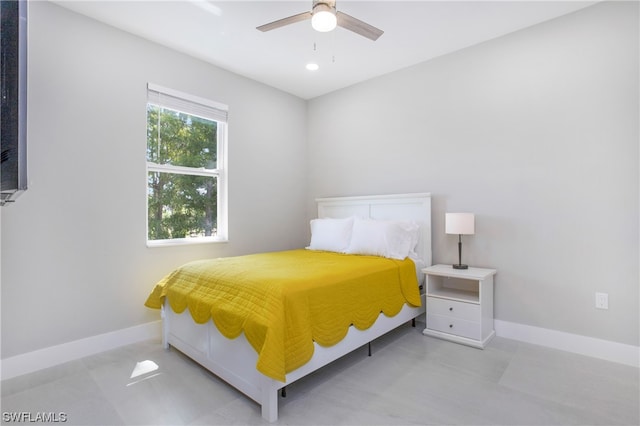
top-left (306, 63), bottom-right (319, 71)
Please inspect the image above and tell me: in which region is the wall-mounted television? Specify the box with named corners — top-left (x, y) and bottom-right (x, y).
top-left (1, 0), bottom-right (28, 206)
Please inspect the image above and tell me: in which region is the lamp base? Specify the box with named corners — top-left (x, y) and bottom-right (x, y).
top-left (453, 264), bottom-right (468, 270)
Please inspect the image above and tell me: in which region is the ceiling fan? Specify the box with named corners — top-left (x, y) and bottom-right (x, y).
top-left (256, 0), bottom-right (384, 41)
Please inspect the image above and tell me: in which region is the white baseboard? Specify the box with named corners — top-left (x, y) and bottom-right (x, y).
top-left (494, 319), bottom-right (640, 368)
top-left (2, 319), bottom-right (637, 381)
top-left (0, 321), bottom-right (162, 381)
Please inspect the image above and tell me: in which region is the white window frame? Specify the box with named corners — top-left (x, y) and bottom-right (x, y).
top-left (146, 83), bottom-right (228, 247)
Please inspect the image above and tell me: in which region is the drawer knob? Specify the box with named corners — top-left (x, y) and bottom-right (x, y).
top-left (449, 307), bottom-right (453, 311)
top-left (449, 324), bottom-right (453, 328)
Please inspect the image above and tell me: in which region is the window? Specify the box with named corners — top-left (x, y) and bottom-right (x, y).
top-left (146, 83), bottom-right (227, 245)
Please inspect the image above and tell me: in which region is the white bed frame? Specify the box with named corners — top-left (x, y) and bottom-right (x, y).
top-left (161, 193), bottom-right (432, 422)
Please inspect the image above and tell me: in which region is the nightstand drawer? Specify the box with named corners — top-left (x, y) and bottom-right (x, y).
top-left (427, 297), bottom-right (480, 322)
top-left (427, 313), bottom-right (481, 340)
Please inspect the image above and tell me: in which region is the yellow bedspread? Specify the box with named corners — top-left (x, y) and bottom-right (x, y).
top-left (145, 249), bottom-right (421, 382)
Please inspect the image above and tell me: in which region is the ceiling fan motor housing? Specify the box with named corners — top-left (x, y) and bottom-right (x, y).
top-left (312, 0), bottom-right (337, 12)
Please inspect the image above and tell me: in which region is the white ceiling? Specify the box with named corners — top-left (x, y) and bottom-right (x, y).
top-left (53, 0), bottom-right (597, 99)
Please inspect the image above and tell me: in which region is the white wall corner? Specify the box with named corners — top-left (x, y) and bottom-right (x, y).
top-left (0, 321), bottom-right (162, 381)
top-left (495, 319), bottom-right (640, 368)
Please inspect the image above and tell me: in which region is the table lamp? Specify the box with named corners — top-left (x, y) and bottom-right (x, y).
top-left (445, 213), bottom-right (475, 269)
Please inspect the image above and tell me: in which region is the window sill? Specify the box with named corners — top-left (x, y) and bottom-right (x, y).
top-left (147, 237), bottom-right (228, 248)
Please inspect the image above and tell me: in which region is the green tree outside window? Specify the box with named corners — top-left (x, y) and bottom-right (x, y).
top-left (147, 105), bottom-right (218, 241)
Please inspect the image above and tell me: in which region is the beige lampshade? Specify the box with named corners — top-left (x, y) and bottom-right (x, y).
top-left (445, 213), bottom-right (475, 235)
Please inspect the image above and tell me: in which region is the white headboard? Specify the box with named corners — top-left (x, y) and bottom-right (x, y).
top-left (315, 193), bottom-right (432, 267)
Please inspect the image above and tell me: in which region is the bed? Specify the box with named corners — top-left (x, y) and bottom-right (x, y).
top-left (145, 192), bottom-right (432, 422)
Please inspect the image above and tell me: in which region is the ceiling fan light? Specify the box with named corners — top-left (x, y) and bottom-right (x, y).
top-left (311, 4), bottom-right (337, 32)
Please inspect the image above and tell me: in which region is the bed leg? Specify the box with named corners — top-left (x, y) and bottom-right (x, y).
top-left (161, 304), bottom-right (170, 350)
top-left (281, 386), bottom-right (287, 398)
top-left (368, 342), bottom-right (372, 357)
top-left (260, 377), bottom-right (278, 423)
top-left (412, 318), bottom-right (416, 328)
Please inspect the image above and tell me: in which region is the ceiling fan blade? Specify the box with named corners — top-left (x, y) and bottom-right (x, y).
top-left (336, 11), bottom-right (384, 41)
top-left (257, 11), bottom-right (312, 32)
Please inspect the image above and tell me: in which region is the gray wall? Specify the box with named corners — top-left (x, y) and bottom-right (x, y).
top-left (307, 1), bottom-right (639, 346)
top-left (0, 2), bottom-right (308, 358)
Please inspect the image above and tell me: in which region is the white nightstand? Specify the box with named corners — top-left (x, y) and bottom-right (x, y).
top-left (422, 264), bottom-right (497, 349)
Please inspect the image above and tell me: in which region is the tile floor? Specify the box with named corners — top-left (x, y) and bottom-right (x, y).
top-left (2, 320), bottom-right (638, 425)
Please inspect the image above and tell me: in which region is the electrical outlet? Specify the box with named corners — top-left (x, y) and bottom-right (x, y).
top-left (595, 292), bottom-right (609, 310)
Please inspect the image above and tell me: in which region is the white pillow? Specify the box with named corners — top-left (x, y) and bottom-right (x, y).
top-left (345, 218), bottom-right (419, 260)
top-left (306, 216), bottom-right (354, 253)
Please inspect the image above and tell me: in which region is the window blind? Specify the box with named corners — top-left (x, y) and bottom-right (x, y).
top-left (147, 83), bottom-right (228, 123)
